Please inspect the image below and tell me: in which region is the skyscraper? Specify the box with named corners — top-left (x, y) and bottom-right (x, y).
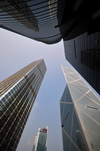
top-left (0, 59), bottom-right (46, 151)
top-left (60, 66), bottom-right (100, 151)
top-left (33, 127), bottom-right (48, 151)
top-left (63, 29), bottom-right (100, 94)
top-left (0, 0), bottom-right (64, 44)
top-left (58, 1), bottom-right (100, 94)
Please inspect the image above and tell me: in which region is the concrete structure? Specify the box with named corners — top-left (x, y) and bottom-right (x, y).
top-left (0, 59), bottom-right (46, 151)
top-left (33, 127), bottom-right (48, 151)
top-left (60, 66), bottom-right (100, 151)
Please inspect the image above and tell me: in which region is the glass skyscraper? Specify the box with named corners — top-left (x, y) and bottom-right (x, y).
top-left (0, 0), bottom-right (64, 44)
top-left (60, 66), bottom-right (100, 151)
top-left (63, 29), bottom-right (100, 94)
top-left (0, 59), bottom-right (46, 151)
top-left (33, 127), bottom-right (48, 151)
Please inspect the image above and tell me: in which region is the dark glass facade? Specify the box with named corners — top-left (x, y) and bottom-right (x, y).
top-left (60, 66), bottom-right (100, 151)
top-left (0, 59), bottom-right (46, 151)
top-left (0, 0), bottom-right (65, 44)
top-left (60, 1), bottom-right (100, 94)
top-left (64, 32), bottom-right (100, 94)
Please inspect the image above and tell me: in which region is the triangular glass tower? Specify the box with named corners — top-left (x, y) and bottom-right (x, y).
top-left (60, 66), bottom-right (100, 151)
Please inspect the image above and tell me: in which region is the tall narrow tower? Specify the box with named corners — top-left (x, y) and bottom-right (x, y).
top-left (33, 127), bottom-right (48, 151)
top-left (0, 59), bottom-right (46, 151)
top-left (60, 66), bottom-right (100, 151)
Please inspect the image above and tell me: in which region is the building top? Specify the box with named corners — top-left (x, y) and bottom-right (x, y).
top-left (33, 127), bottom-right (48, 151)
top-left (39, 127), bottom-right (48, 132)
top-left (0, 59), bottom-right (46, 96)
top-left (61, 65), bottom-right (100, 102)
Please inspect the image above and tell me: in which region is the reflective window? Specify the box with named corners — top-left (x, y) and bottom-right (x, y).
top-left (77, 79), bottom-right (88, 87)
top-left (71, 110), bottom-right (88, 151)
top-left (62, 130), bottom-right (70, 151)
top-left (76, 96), bottom-right (100, 124)
top-left (71, 110), bottom-right (81, 147)
top-left (77, 107), bottom-right (100, 151)
top-left (70, 142), bottom-right (80, 151)
top-left (65, 76), bottom-right (74, 83)
top-left (69, 81), bottom-right (90, 94)
top-left (60, 86), bottom-right (73, 103)
top-left (69, 85), bottom-right (83, 102)
top-left (85, 91), bottom-right (100, 104)
top-left (67, 73), bottom-right (80, 81)
top-left (60, 103), bottom-right (65, 123)
top-left (62, 104), bottom-right (73, 136)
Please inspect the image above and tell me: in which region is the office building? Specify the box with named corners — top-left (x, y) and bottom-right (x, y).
top-left (0, 0), bottom-right (64, 44)
top-left (58, 0), bottom-right (100, 94)
top-left (60, 66), bottom-right (100, 151)
top-left (0, 59), bottom-right (46, 151)
top-left (63, 28), bottom-right (100, 94)
top-left (0, 0), bottom-right (100, 93)
top-left (33, 127), bottom-right (48, 151)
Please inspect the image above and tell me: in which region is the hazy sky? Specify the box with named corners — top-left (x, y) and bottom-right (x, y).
top-left (0, 28), bottom-right (71, 151)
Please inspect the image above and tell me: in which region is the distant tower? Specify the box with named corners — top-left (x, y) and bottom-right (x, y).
top-left (0, 59), bottom-right (46, 151)
top-left (33, 127), bottom-right (48, 151)
top-left (60, 66), bottom-right (100, 151)
top-left (32, 133), bottom-right (38, 151)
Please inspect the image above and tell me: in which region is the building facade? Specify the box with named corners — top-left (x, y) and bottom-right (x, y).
top-left (0, 0), bottom-right (64, 44)
top-left (33, 127), bottom-right (48, 151)
top-left (0, 59), bottom-right (46, 151)
top-left (60, 66), bottom-right (100, 151)
top-left (63, 30), bottom-right (100, 94)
